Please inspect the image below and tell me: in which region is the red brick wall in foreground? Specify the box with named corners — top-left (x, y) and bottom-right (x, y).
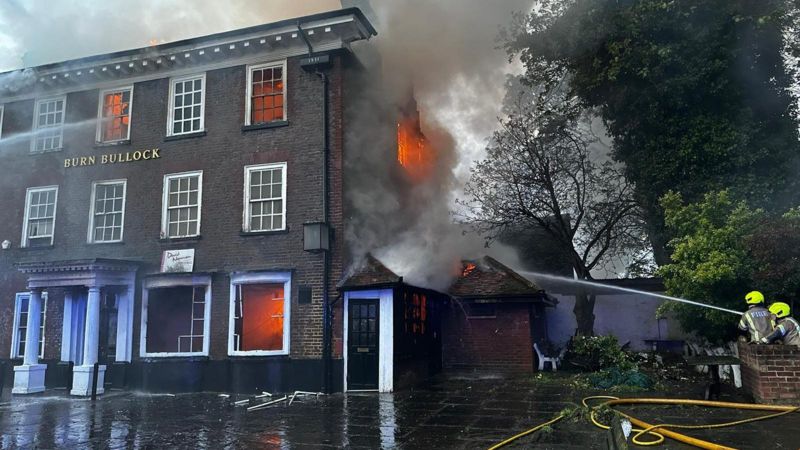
top-left (738, 342), bottom-right (800, 404)
top-left (442, 303), bottom-right (533, 374)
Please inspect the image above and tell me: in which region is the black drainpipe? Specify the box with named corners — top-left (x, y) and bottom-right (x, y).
top-left (299, 23), bottom-right (333, 394)
top-left (319, 70), bottom-right (332, 394)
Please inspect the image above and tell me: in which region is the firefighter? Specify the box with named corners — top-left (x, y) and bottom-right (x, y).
top-left (760, 302), bottom-right (800, 347)
top-left (737, 291), bottom-right (774, 343)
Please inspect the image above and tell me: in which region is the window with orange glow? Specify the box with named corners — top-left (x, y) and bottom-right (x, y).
top-left (233, 283), bottom-right (285, 352)
top-left (248, 63), bottom-right (285, 125)
top-left (403, 292), bottom-right (427, 335)
top-left (99, 88), bottom-right (132, 142)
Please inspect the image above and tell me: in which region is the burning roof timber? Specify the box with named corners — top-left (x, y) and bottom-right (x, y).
top-left (0, 7), bottom-right (376, 100)
top-left (449, 256), bottom-right (556, 305)
top-left (340, 254), bottom-right (556, 306)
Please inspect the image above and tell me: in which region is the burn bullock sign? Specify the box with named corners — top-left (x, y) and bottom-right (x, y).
top-left (64, 148), bottom-right (160, 168)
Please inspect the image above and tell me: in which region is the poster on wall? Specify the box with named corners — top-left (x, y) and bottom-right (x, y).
top-left (161, 249), bottom-right (195, 273)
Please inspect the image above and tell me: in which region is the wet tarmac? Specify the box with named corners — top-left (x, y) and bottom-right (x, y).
top-left (0, 375), bottom-right (798, 449)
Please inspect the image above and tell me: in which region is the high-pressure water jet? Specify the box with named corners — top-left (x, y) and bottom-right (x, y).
top-left (520, 270), bottom-right (742, 316)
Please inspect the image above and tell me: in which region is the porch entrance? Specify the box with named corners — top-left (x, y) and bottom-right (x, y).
top-left (347, 299), bottom-right (379, 390)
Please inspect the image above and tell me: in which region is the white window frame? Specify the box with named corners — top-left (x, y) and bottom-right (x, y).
top-left (31, 95), bottom-right (67, 152)
top-left (243, 162), bottom-right (287, 232)
top-left (161, 171), bottom-right (203, 239)
top-left (166, 73), bottom-right (206, 136)
top-left (0, 104), bottom-right (5, 140)
top-left (11, 292), bottom-right (48, 359)
top-left (21, 185), bottom-right (59, 248)
top-left (244, 61), bottom-right (287, 126)
top-left (87, 179), bottom-right (127, 243)
top-left (140, 275), bottom-right (211, 358)
top-left (228, 272), bottom-right (291, 356)
top-left (96, 86), bottom-right (134, 143)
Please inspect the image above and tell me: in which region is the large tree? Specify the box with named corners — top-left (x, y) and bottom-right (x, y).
top-left (659, 190), bottom-right (800, 342)
top-left (504, 0), bottom-right (800, 263)
top-left (459, 74), bottom-right (647, 335)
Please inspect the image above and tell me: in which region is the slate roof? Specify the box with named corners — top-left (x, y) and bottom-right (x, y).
top-left (338, 254), bottom-right (402, 289)
top-left (448, 256), bottom-right (554, 304)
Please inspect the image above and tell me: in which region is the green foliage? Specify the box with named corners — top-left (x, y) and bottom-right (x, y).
top-left (658, 191), bottom-right (762, 342)
top-left (568, 335), bottom-right (636, 371)
top-left (746, 217), bottom-right (800, 301)
top-left (505, 0), bottom-right (800, 261)
top-left (657, 191), bottom-right (800, 341)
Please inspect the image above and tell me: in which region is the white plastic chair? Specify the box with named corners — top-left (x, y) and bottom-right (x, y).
top-left (534, 342), bottom-right (562, 372)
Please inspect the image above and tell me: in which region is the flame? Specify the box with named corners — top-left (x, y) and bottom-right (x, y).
top-left (397, 117), bottom-right (433, 181)
top-left (462, 263), bottom-right (477, 277)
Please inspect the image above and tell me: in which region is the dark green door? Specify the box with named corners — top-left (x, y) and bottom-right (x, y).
top-left (347, 299), bottom-right (379, 390)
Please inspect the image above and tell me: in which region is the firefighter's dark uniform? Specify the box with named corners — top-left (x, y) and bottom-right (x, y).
top-left (763, 317), bottom-right (800, 347)
top-left (737, 305), bottom-right (774, 342)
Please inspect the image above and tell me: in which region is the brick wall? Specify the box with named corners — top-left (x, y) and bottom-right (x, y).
top-left (0, 52), bottom-right (350, 363)
top-left (442, 303), bottom-right (533, 374)
top-left (738, 342), bottom-right (800, 404)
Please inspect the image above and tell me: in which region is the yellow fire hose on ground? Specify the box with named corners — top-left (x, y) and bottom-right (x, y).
top-left (488, 396), bottom-right (800, 450)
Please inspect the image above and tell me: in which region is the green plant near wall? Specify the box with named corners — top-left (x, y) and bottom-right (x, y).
top-left (568, 335), bottom-right (636, 372)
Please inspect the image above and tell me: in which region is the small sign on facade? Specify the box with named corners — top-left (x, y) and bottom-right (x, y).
top-left (161, 249), bottom-right (195, 273)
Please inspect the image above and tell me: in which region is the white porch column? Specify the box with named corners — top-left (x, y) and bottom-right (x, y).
top-left (60, 290), bottom-right (74, 362)
top-left (71, 285), bottom-right (106, 396)
top-left (83, 286), bottom-right (101, 366)
top-left (115, 288), bottom-right (131, 363)
top-left (13, 288), bottom-right (47, 394)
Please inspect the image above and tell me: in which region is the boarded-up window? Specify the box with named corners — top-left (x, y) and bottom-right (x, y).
top-left (145, 286), bottom-right (206, 354)
top-left (233, 283), bottom-right (285, 352)
top-left (465, 303), bottom-right (496, 319)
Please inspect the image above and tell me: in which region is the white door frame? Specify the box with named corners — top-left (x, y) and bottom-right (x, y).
top-left (343, 289), bottom-right (394, 393)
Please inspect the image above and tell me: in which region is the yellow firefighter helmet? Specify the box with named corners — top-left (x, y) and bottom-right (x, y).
top-left (769, 302), bottom-right (790, 318)
top-left (745, 291), bottom-right (765, 304)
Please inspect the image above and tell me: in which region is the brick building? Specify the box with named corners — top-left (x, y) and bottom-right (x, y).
top-left (444, 257), bottom-right (556, 374)
top-left (0, 8), bottom-right (378, 395)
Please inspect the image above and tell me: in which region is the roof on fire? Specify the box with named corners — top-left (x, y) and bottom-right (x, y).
top-left (448, 256), bottom-right (556, 305)
top-left (340, 253), bottom-right (556, 306)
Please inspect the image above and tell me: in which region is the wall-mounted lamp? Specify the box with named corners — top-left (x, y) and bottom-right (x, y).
top-left (303, 222), bottom-right (330, 252)
top-left (1, 240), bottom-right (11, 250)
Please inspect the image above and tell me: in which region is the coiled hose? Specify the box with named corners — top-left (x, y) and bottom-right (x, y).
top-left (488, 396), bottom-right (800, 450)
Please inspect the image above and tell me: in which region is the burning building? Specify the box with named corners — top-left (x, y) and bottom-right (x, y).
top-left (0, 8), bottom-right (378, 396)
top-left (0, 4), bottom-right (556, 397)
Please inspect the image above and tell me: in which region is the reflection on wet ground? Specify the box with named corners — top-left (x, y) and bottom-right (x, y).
top-left (0, 375), bottom-right (798, 449)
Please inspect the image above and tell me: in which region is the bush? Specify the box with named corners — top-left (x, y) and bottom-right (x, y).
top-left (567, 335), bottom-right (636, 372)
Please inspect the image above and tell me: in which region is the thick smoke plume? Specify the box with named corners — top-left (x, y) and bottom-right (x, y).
top-left (344, 0), bottom-right (535, 290)
top-left (0, 0), bottom-right (537, 290)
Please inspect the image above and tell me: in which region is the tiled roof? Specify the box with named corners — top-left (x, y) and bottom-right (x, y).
top-left (339, 254), bottom-right (402, 289)
top-left (448, 256), bottom-right (546, 299)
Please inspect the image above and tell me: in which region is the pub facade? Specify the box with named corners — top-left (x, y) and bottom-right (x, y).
top-left (0, 8), bottom-right (377, 395)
